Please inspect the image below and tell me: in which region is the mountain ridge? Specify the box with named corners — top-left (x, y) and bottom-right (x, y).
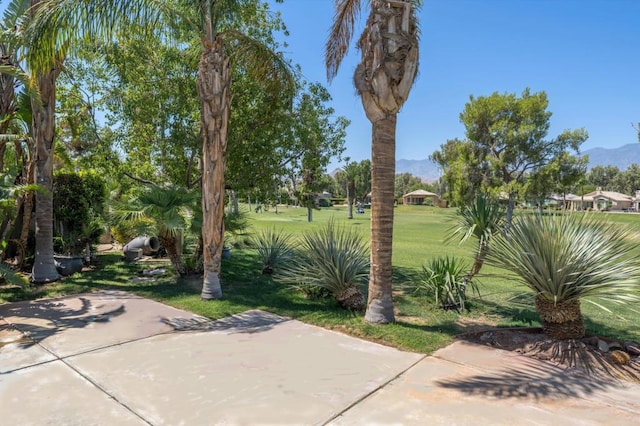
top-left (395, 143), bottom-right (640, 182)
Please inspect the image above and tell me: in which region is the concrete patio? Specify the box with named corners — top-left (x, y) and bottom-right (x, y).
top-left (1, 290), bottom-right (638, 425)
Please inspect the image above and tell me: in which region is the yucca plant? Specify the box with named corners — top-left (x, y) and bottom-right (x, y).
top-left (450, 193), bottom-right (505, 282)
top-left (486, 213), bottom-right (640, 339)
top-left (276, 220), bottom-right (368, 311)
top-left (251, 228), bottom-right (294, 274)
top-left (414, 256), bottom-right (476, 311)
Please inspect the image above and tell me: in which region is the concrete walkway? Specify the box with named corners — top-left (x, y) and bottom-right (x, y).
top-left (0, 291), bottom-right (638, 425)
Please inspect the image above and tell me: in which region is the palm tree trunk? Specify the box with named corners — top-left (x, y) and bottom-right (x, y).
top-left (198, 37), bottom-right (230, 300)
top-left (364, 115), bottom-right (396, 324)
top-left (30, 68), bottom-right (60, 283)
top-left (159, 235), bottom-right (184, 276)
top-left (347, 180), bottom-right (354, 219)
top-left (535, 296), bottom-right (585, 339)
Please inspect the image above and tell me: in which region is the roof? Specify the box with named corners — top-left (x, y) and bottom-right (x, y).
top-left (403, 190), bottom-right (439, 198)
top-left (584, 190), bottom-right (633, 202)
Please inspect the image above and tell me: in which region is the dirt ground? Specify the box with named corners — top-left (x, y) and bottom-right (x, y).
top-left (457, 327), bottom-right (640, 382)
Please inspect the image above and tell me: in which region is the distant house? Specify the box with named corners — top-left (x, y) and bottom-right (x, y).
top-left (567, 188), bottom-right (634, 211)
top-left (402, 189), bottom-right (440, 206)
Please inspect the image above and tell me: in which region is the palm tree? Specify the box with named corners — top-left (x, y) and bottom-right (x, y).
top-left (23, 0), bottom-right (294, 295)
top-left (450, 193), bottom-right (505, 283)
top-left (1, 1), bottom-right (57, 281)
top-left (486, 213), bottom-right (640, 339)
top-left (326, 0), bottom-right (420, 323)
top-left (111, 184), bottom-right (200, 276)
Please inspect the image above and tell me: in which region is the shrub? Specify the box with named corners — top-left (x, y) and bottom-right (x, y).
top-left (251, 228), bottom-right (294, 274)
top-left (413, 256), bottom-right (477, 311)
top-left (275, 220), bottom-right (368, 311)
top-left (486, 213), bottom-right (640, 339)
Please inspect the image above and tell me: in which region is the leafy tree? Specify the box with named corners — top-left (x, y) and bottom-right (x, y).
top-left (326, 0), bottom-right (420, 324)
top-left (460, 88), bottom-right (588, 226)
top-left (27, 0), bottom-right (295, 297)
top-left (430, 138), bottom-right (487, 207)
top-left (394, 172), bottom-right (430, 199)
top-left (525, 152), bottom-right (588, 212)
top-left (586, 165), bottom-right (620, 191)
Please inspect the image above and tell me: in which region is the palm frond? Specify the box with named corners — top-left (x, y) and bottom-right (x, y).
top-left (325, 0), bottom-right (363, 82)
top-left (223, 29), bottom-right (296, 103)
top-left (24, 0), bottom-right (178, 74)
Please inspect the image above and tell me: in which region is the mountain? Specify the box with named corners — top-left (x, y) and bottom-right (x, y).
top-left (393, 144), bottom-right (640, 181)
top-left (395, 159), bottom-right (440, 182)
top-left (582, 143), bottom-right (640, 170)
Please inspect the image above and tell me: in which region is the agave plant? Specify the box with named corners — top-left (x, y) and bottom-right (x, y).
top-left (486, 213), bottom-right (640, 339)
top-left (276, 220), bottom-right (368, 311)
top-left (251, 228), bottom-right (294, 274)
top-left (450, 193), bottom-right (505, 282)
top-left (414, 256), bottom-right (477, 311)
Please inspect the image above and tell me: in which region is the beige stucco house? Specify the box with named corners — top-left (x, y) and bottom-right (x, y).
top-left (402, 189), bottom-right (440, 206)
top-left (567, 189), bottom-right (634, 211)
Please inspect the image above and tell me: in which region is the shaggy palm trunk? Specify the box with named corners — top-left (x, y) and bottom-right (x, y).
top-left (365, 116), bottom-right (397, 323)
top-left (0, 50), bottom-right (14, 173)
top-left (158, 235), bottom-right (184, 276)
top-left (356, 0), bottom-right (419, 324)
top-left (535, 296), bottom-right (586, 339)
top-left (31, 67), bottom-right (60, 283)
top-left (335, 285), bottom-right (365, 311)
top-left (198, 37), bottom-right (230, 300)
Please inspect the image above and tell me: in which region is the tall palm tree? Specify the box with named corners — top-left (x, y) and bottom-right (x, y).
top-left (326, 0), bottom-right (420, 323)
top-left (1, 0), bottom-right (59, 282)
top-left (23, 0), bottom-right (294, 295)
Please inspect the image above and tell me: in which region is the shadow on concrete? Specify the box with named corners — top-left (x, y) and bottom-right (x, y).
top-left (436, 362), bottom-right (619, 400)
top-left (0, 294), bottom-right (127, 349)
top-left (160, 309), bottom-right (289, 334)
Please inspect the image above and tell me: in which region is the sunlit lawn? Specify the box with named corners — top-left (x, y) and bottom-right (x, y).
top-left (2, 204), bottom-right (639, 353)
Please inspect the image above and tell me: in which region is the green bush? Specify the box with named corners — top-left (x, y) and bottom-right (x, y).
top-left (486, 213), bottom-right (640, 339)
top-left (413, 256), bottom-right (477, 311)
top-left (275, 220), bottom-right (368, 311)
top-left (251, 228), bottom-right (294, 274)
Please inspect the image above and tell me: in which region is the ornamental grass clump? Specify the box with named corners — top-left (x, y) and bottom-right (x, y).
top-left (251, 228), bottom-right (295, 274)
top-left (486, 213), bottom-right (640, 340)
top-left (275, 220), bottom-right (368, 311)
top-left (414, 256), bottom-right (477, 311)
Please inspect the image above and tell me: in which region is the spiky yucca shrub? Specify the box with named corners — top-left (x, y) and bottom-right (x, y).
top-left (413, 256), bottom-right (476, 311)
top-left (251, 228), bottom-right (294, 274)
top-left (450, 193), bottom-right (505, 281)
top-left (486, 213), bottom-right (640, 339)
top-left (276, 221), bottom-right (368, 311)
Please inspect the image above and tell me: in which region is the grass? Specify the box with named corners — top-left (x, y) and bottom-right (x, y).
top-left (2, 205), bottom-right (639, 354)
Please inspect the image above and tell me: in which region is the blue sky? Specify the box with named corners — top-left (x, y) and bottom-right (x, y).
top-left (269, 0), bottom-right (640, 169)
top-left (4, 1), bottom-right (638, 171)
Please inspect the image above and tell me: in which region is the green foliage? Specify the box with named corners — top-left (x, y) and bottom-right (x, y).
top-left (450, 193), bottom-right (505, 247)
top-left (276, 220), bottom-right (368, 309)
top-left (0, 241), bottom-right (27, 287)
top-left (486, 213), bottom-right (640, 310)
top-left (251, 227), bottom-right (294, 274)
top-left (413, 256), bottom-right (475, 311)
top-left (53, 171), bottom-right (106, 226)
top-left (435, 89), bottom-right (588, 217)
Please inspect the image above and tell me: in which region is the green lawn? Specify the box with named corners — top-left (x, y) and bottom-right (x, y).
top-left (2, 205), bottom-right (639, 354)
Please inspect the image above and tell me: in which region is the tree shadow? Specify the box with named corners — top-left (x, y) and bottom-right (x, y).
top-left (0, 293), bottom-right (127, 350)
top-left (160, 309), bottom-right (289, 334)
top-left (436, 362), bottom-right (619, 400)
